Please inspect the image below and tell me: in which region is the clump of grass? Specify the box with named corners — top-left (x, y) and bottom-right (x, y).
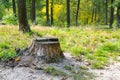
top-left (0, 49), bottom-right (16, 61)
top-left (79, 66), bottom-right (88, 70)
top-left (44, 66), bottom-right (67, 76)
top-left (72, 68), bottom-right (94, 80)
top-left (0, 42), bottom-right (10, 49)
top-left (64, 65), bottom-right (73, 71)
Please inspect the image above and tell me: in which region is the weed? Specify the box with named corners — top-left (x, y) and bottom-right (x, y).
top-left (64, 65), bottom-right (73, 70)
top-left (44, 66), bottom-right (67, 76)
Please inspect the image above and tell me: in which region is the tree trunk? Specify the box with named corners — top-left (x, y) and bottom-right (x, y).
top-left (91, 1), bottom-right (94, 23)
top-left (116, 2), bottom-right (120, 28)
top-left (76, 0), bottom-right (80, 26)
top-left (17, 0), bottom-right (31, 33)
top-left (12, 0), bottom-right (16, 17)
top-left (51, 0), bottom-right (54, 25)
top-left (109, 0), bottom-right (114, 28)
top-left (46, 0), bottom-right (50, 26)
top-left (105, 0), bottom-right (108, 25)
top-left (67, 0), bottom-right (70, 27)
top-left (31, 0), bottom-right (36, 24)
top-left (94, 5), bottom-right (97, 21)
top-left (97, 1), bottom-right (101, 23)
top-left (28, 38), bottom-right (64, 63)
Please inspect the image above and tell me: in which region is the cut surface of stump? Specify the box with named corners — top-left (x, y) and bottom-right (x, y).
top-left (28, 37), bottom-right (64, 63)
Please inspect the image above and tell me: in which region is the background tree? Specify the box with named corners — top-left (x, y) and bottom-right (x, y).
top-left (30, 0), bottom-right (36, 24)
top-left (17, 0), bottom-right (31, 33)
top-left (0, 0), bottom-right (119, 27)
top-left (76, 0), bottom-right (80, 26)
top-left (109, 0), bottom-right (114, 28)
top-left (67, 0), bottom-right (70, 27)
top-left (51, 0), bottom-right (54, 25)
top-left (12, 0), bottom-right (16, 17)
top-left (116, 2), bottom-right (120, 28)
top-left (46, 0), bottom-right (50, 26)
top-left (105, 0), bottom-right (108, 25)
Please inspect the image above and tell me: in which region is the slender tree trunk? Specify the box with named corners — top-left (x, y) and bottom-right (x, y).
top-left (17, 0), bottom-right (31, 33)
top-left (76, 0), bottom-right (80, 26)
top-left (91, 0), bottom-right (95, 23)
top-left (51, 0), bottom-right (54, 25)
top-left (94, 9), bottom-right (97, 21)
top-left (91, 8), bottom-right (95, 22)
top-left (105, 0), bottom-right (108, 25)
top-left (67, 0), bottom-right (70, 27)
top-left (12, 0), bottom-right (16, 17)
top-left (116, 2), bottom-right (120, 28)
top-left (109, 0), bottom-right (114, 28)
top-left (31, 0), bottom-right (36, 24)
top-left (46, 0), bottom-right (50, 26)
top-left (97, 1), bottom-right (100, 23)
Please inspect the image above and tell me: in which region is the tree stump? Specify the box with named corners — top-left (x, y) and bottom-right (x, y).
top-left (28, 38), bottom-right (64, 63)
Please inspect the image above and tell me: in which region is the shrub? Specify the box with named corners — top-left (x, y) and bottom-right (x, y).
top-left (2, 14), bottom-right (18, 25)
top-left (0, 49), bottom-right (16, 61)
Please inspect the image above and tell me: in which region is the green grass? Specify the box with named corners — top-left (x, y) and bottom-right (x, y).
top-left (64, 65), bottom-right (73, 70)
top-left (1, 25), bottom-right (120, 68)
top-left (43, 66), bottom-right (67, 76)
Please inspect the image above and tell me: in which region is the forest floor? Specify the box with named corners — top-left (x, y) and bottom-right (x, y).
top-left (0, 53), bottom-right (120, 80)
top-left (1, 25), bottom-right (120, 80)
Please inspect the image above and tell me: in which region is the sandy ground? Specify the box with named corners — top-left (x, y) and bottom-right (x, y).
top-left (0, 53), bottom-right (120, 80)
top-left (90, 62), bottom-right (120, 80)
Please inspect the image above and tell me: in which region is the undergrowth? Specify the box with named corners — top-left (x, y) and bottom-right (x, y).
top-left (1, 25), bottom-right (120, 68)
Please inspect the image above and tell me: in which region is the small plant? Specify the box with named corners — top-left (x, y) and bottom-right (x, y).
top-left (0, 49), bottom-right (16, 61)
top-left (44, 66), bottom-right (67, 76)
top-left (64, 65), bottom-right (73, 70)
top-left (72, 69), bottom-right (94, 80)
top-left (0, 42), bottom-right (10, 49)
top-left (79, 66), bottom-right (88, 70)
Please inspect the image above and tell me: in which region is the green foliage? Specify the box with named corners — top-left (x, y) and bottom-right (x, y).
top-left (98, 42), bottom-right (120, 52)
top-left (0, 42), bottom-right (10, 49)
top-left (2, 14), bottom-right (18, 25)
top-left (0, 49), bottom-right (16, 61)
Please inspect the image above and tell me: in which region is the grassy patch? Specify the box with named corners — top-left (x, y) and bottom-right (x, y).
top-left (43, 66), bottom-right (67, 76)
top-left (64, 65), bottom-right (73, 71)
top-left (72, 68), bottom-right (94, 80)
top-left (1, 26), bottom-right (120, 68)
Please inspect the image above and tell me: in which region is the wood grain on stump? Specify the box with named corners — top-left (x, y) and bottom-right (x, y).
top-left (28, 38), bottom-right (64, 63)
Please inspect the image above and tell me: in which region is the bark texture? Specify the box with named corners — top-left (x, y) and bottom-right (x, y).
top-left (31, 0), bottom-right (36, 24)
top-left (17, 0), bottom-right (31, 33)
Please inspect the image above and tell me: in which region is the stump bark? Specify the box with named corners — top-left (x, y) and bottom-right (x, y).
top-left (28, 38), bottom-right (64, 63)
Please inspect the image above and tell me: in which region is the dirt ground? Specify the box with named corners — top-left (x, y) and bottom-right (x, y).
top-left (0, 53), bottom-right (120, 80)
